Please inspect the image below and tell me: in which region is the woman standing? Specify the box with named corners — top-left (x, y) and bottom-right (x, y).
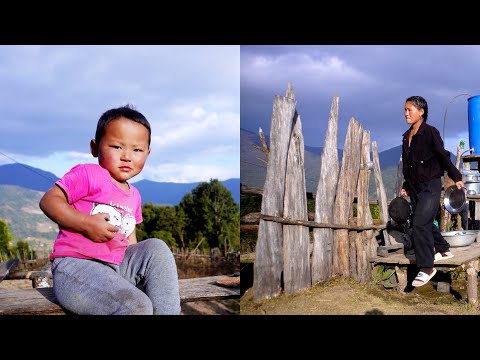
top-left (400, 96), bottom-right (465, 287)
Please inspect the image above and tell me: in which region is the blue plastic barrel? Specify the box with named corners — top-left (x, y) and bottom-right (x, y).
top-left (468, 95), bottom-right (480, 154)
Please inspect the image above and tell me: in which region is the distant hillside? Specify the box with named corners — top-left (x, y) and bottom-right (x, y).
top-left (0, 163), bottom-right (58, 192)
top-left (241, 128), bottom-right (404, 199)
top-left (0, 185), bottom-right (57, 253)
top-left (134, 178), bottom-right (240, 205)
top-left (0, 163), bottom-right (239, 205)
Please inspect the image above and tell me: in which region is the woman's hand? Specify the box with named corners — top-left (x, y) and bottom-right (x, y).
top-left (455, 180), bottom-right (465, 191)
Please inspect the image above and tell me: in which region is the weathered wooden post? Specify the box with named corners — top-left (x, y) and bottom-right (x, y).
top-left (353, 130), bottom-right (374, 282)
top-left (283, 110), bottom-right (311, 294)
top-left (332, 117), bottom-right (363, 277)
top-left (394, 155), bottom-right (403, 198)
top-left (253, 83), bottom-right (296, 302)
top-left (372, 141), bottom-right (392, 246)
top-left (311, 97), bottom-right (339, 284)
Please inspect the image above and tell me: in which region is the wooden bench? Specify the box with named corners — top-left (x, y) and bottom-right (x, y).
top-left (372, 242), bottom-right (480, 306)
top-left (0, 275), bottom-right (240, 315)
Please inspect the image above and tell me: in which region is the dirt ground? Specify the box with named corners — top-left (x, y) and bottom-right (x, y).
top-left (240, 275), bottom-right (480, 315)
top-left (0, 279), bottom-right (239, 315)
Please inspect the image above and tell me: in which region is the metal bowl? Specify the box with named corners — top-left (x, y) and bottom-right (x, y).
top-left (441, 230), bottom-right (476, 247)
top-left (444, 185), bottom-right (467, 215)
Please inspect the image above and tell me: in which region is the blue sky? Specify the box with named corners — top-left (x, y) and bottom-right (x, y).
top-left (241, 45), bottom-right (480, 155)
top-left (0, 45), bottom-right (239, 183)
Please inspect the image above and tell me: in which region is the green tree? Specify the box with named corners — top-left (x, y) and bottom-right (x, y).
top-left (0, 218), bottom-right (14, 257)
top-left (180, 179), bottom-right (239, 252)
top-left (137, 203), bottom-right (183, 248)
top-left (172, 205), bottom-right (188, 251)
top-left (14, 240), bottom-right (32, 261)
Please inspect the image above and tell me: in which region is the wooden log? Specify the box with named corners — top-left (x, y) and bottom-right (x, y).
top-left (395, 266), bottom-right (408, 293)
top-left (259, 214), bottom-right (385, 230)
top-left (0, 275), bottom-right (241, 315)
top-left (349, 231), bottom-right (357, 279)
top-left (5, 270), bottom-right (50, 280)
top-left (254, 85), bottom-right (296, 302)
top-left (372, 141), bottom-right (392, 246)
top-left (240, 184), bottom-right (387, 206)
top-left (466, 260), bottom-right (479, 306)
top-left (394, 155), bottom-right (403, 198)
top-left (240, 225), bottom-right (259, 231)
top-left (252, 127), bottom-right (270, 165)
top-left (455, 144), bottom-right (464, 230)
top-left (441, 174), bottom-right (454, 232)
top-left (312, 96), bottom-right (339, 284)
top-left (377, 244), bottom-right (404, 257)
top-left (355, 130), bottom-right (373, 282)
top-left (240, 184), bottom-right (263, 195)
top-left (0, 258), bottom-right (19, 282)
top-left (333, 117), bottom-right (363, 277)
top-left (241, 212), bottom-right (261, 223)
top-left (283, 113), bottom-right (311, 294)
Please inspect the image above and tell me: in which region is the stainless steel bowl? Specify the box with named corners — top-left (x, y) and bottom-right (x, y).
top-left (441, 230), bottom-right (476, 247)
top-left (444, 185), bottom-right (467, 214)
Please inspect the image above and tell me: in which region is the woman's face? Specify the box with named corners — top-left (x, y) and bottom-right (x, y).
top-left (404, 101), bottom-right (424, 126)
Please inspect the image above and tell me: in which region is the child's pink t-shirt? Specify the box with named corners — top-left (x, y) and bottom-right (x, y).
top-left (49, 163), bottom-right (143, 265)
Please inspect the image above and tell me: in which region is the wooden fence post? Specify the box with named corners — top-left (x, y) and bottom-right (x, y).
top-left (283, 112), bottom-right (311, 294)
top-left (253, 84), bottom-right (296, 302)
top-left (312, 96), bottom-right (339, 284)
top-left (333, 117), bottom-right (363, 277)
top-left (372, 141), bottom-right (392, 246)
top-left (354, 130), bottom-right (374, 282)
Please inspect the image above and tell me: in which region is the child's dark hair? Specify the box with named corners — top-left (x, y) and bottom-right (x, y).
top-left (95, 104), bottom-right (151, 145)
top-left (406, 95), bottom-right (428, 122)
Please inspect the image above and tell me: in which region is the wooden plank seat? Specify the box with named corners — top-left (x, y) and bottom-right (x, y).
top-left (371, 242), bottom-right (480, 306)
top-left (0, 275), bottom-right (240, 315)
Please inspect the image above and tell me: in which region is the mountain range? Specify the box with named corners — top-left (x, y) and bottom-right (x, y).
top-left (240, 128), bottom-right (455, 200)
top-left (0, 163), bottom-right (240, 250)
top-left (0, 163), bottom-right (240, 205)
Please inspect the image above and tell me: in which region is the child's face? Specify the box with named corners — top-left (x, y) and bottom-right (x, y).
top-left (92, 117), bottom-right (151, 184)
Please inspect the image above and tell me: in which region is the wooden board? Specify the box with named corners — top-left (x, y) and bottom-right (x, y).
top-left (371, 241), bottom-right (480, 266)
top-left (0, 259), bottom-right (20, 282)
top-left (0, 275), bottom-right (240, 315)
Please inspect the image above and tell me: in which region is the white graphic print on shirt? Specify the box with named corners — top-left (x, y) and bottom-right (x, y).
top-left (90, 203), bottom-right (136, 240)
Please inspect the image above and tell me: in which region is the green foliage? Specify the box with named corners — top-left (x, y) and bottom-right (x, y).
top-left (372, 265), bottom-right (397, 289)
top-left (180, 179), bottom-right (239, 252)
top-left (369, 204), bottom-right (380, 220)
top-left (0, 218), bottom-right (14, 258)
top-left (151, 230), bottom-right (176, 248)
top-left (240, 193), bottom-right (262, 218)
top-left (137, 179), bottom-right (239, 253)
top-left (137, 203), bottom-right (185, 246)
top-left (14, 240), bottom-right (34, 260)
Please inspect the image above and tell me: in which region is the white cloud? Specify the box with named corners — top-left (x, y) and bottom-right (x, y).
top-left (0, 45), bottom-right (240, 183)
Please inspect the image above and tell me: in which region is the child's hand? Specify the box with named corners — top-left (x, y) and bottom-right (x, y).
top-left (84, 213), bottom-right (119, 242)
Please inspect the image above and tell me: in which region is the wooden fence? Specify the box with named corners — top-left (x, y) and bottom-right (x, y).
top-left (251, 83), bottom-right (395, 302)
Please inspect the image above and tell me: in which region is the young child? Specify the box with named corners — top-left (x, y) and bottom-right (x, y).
top-left (39, 105), bottom-right (181, 315)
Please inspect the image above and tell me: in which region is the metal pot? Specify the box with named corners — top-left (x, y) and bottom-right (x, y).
top-left (465, 180), bottom-right (480, 195)
top-left (441, 230), bottom-right (476, 247)
top-left (465, 174), bottom-right (480, 182)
